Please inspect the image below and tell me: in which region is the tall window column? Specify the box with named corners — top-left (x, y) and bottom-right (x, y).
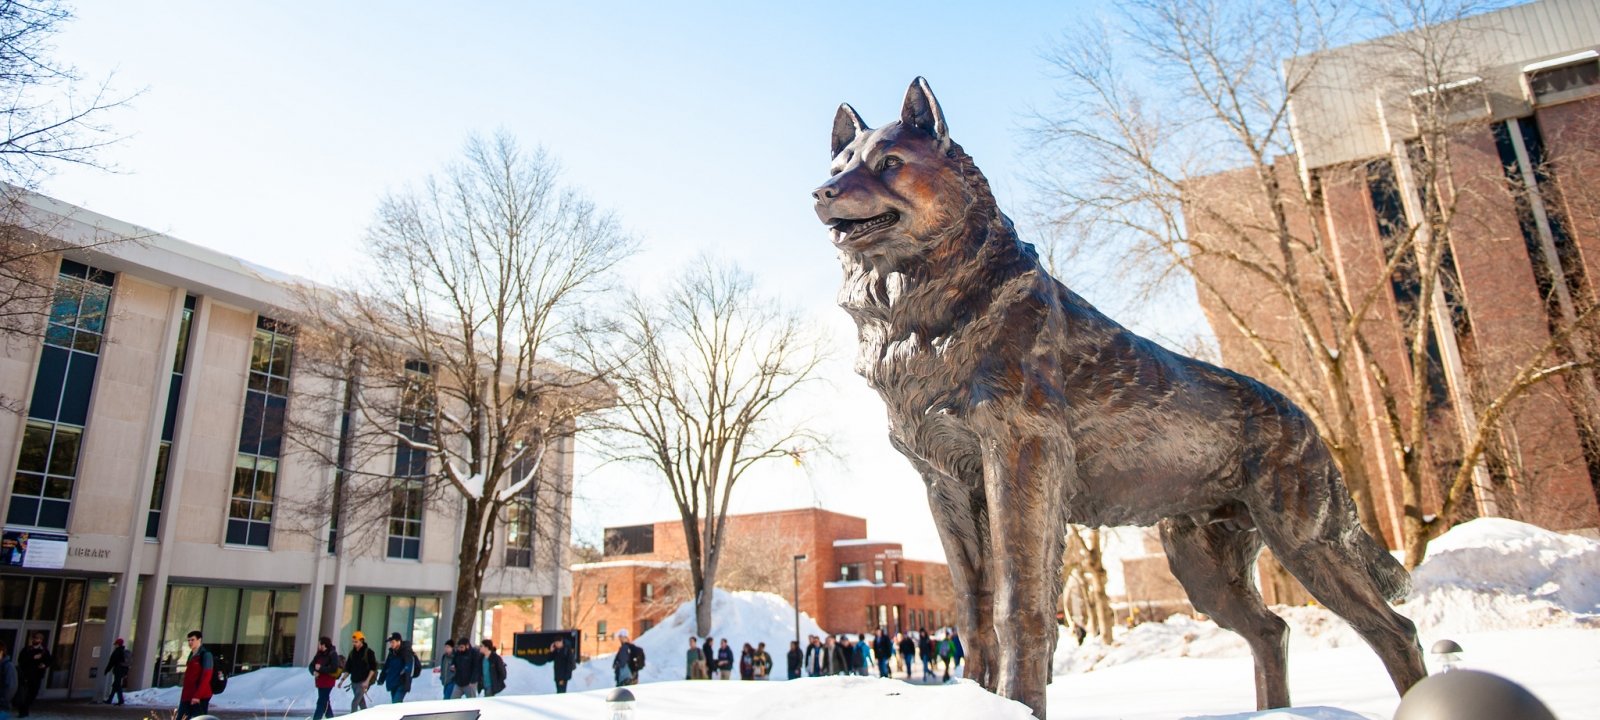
top-left (228, 317), bottom-right (294, 548)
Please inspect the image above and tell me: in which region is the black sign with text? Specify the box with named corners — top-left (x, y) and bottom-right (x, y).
top-left (512, 630), bottom-right (579, 666)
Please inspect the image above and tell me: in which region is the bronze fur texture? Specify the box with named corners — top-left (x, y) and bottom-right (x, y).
top-left (812, 78), bottom-right (1426, 719)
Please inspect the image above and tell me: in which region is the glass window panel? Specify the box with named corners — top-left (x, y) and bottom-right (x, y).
top-left (271, 337), bottom-right (293, 379)
top-left (411, 599), bottom-right (436, 664)
top-left (266, 376), bottom-right (288, 397)
top-left (260, 396), bottom-right (286, 456)
top-left (203, 588), bottom-right (240, 651)
top-left (43, 323), bottom-right (74, 349)
top-left (251, 331), bottom-right (273, 375)
top-left (163, 586), bottom-right (205, 666)
top-left (86, 579), bottom-right (110, 623)
top-left (58, 353), bottom-right (96, 426)
top-left (46, 426), bottom-right (80, 476)
top-left (225, 519), bottom-right (248, 546)
top-left (79, 286), bottom-right (109, 330)
top-left (247, 372), bottom-right (268, 393)
top-left (16, 423), bottom-right (50, 472)
top-left (385, 596), bottom-right (413, 642)
top-left (338, 594), bottom-right (357, 643)
top-left (72, 330), bottom-right (101, 354)
top-left (235, 589), bottom-right (272, 668)
top-left (49, 283), bottom-right (80, 324)
top-left (246, 522), bottom-right (270, 547)
top-left (28, 346), bottom-right (67, 421)
top-left (150, 443), bottom-right (171, 511)
top-left (238, 392), bottom-right (265, 453)
top-left (28, 578), bottom-right (60, 621)
top-left (37, 500), bottom-right (68, 529)
top-left (254, 462), bottom-right (276, 500)
top-left (42, 477), bottom-right (72, 500)
top-left (251, 502), bottom-right (272, 522)
top-left (173, 307), bottom-right (194, 374)
top-left (162, 374), bottom-right (181, 441)
top-left (13, 472), bottom-right (43, 496)
top-left (0, 577), bottom-right (29, 619)
top-left (6, 496), bottom-right (38, 525)
top-left (228, 499), bottom-right (249, 521)
top-left (360, 594), bottom-right (386, 645)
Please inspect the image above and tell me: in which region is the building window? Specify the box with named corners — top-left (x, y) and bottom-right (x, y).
top-left (873, 561), bottom-right (884, 584)
top-left (229, 316), bottom-right (293, 548)
top-left (596, 619), bottom-right (608, 638)
top-left (503, 440), bottom-right (538, 568)
top-left (641, 582), bottom-right (654, 602)
top-left (8, 260), bottom-right (113, 530)
top-left (155, 584), bottom-right (301, 686)
top-left (336, 592), bottom-right (440, 667)
top-left (640, 618), bottom-right (654, 634)
top-left (597, 584), bottom-right (608, 604)
top-left (388, 360), bottom-right (430, 560)
top-left (1524, 52), bottom-right (1600, 106)
top-left (839, 563), bottom-right (863, 582)
top-left (148, 295), bottom-right (197, 540)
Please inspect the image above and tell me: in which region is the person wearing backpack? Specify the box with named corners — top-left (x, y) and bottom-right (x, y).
top-left (177, 630), bottom-right (214, 719)
top-left (450, 636), bottom-right (481, 698)
top-left (479, 640), bottom-right (507, 697)
top-left (0, 640), bottom-right (18, 720)
top-left (343, 631), bottom-right (378, 713)
top-left (310, 636), bottom-right (341, 719)
top-left (377, 633), bottom-right (415, 704)
top-left (103, 638), bottom-right (129, 705)
top-left (611, 629), bottom-right (641, 687)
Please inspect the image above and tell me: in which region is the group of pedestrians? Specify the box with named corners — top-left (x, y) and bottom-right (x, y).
top-left (797, 627), bottom-right (963, 683)
top-left (682, 636), bottom-right (773, 681)
top-left (303, 630), bottom-right (509, 718)
top-left (432, 637), bottom-right (509, 700)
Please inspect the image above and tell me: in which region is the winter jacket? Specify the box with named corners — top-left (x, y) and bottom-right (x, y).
top-left (0, 656), bottom-right (16, 712)
top-left (105, 645), bottom-right (129, 677)
top-left (613, 642), bottom-right (642, 684)
top-left (685, 647), bottom-right (703, 679)
top-left (378, 642), bottom-right (415, 693)
top-left (739, 649), bottom-right (754, 680)
top-left (951, 632), bottom-right (964, 660)
top-left (898, 636), bottom-right (916, 658)
top-left (180, 645), bottom-right (215, 704)
top-left (755, 650), bottom-right (772, 678)
top-left (873, 633), bottom-right (894, 661)
top-left (345, 644), bottom-right (377, 684)
top-left (786, 647), bottom-right (803, 678)
top-left (438, 650), bottom-right (456, 685)
top-left (484, 651), bottom-right (507, 695)
top-left (918, 634), bottom-right (935, 661)
top-left (17, 643), bottom-right (50, 682)
top-left (805, 642), bottom-right (822, 675)
top-left (552, 645), bottom-right (574, 682)
top-left (310, 648), bottom-right (341, 690)
top-left (701, 639), bottom-right (714, 670)
top-left (453, 645), bottom-right (481, 686)
top-left (854, 641), bottom-right (871, 670)
top-left (716, 645), bottom-right (734, 671)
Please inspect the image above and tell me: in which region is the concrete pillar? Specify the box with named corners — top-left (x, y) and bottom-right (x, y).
top-left (541, 593), bottom-right (562, 631)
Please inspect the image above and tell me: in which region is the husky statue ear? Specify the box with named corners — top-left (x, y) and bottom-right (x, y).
top-left (832, 103), bottom-right (868, 158)
top-left (900, 77), bottom-right (949, 148)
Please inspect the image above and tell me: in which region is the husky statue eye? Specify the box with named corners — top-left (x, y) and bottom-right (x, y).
top-left (879, 156), bottom-right (903, 171)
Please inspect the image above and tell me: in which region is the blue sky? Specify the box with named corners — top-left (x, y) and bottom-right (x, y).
top-left (43, 0), bottom-right (1190, 560)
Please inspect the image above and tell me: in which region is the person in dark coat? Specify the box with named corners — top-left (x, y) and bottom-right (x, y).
top-left (550, 637), bottom-right (574, 693)
top-left (15, 632), bottom-right (51, 717)
top-left (479, 640), bottom-right (507, 697)
top-left (451, 636), bottom-right (481, 698)
top-left (701, 637), bottom-right (715, 679)
top-left (738, 643), bottom-right (755, 681)
top-left (434, 640), bottom-right (456, 701)
top-left (104, 638), bottom-right (128, 705)
top-left (0, 641), bottom-right (19, 718)
top-left (344, 632), bottom-right (378, 713)
top-left (786, 640), bottom-right (802, 680)
top-left (898, 633), bottom-right (915, 679)
top-left (612, 629), bottom-right (641, 686)
top-left (873, 629), bottom-right (893, 677)
top-left (804, 635), bottom-right (823, 677)
top-left (917, 628), bottom-right (936, 682)
top-left (376, 633), bottom-right (414, 704)
top-left (949, 627), bottom-right (964, 670)
top-left (715, 638), bottom-right (734, 680)
top-left (309, 636), bottom-right (340, 720)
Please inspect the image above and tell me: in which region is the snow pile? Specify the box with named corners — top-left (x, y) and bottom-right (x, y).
top-left (1401, 517), bottom-right (1600, 634)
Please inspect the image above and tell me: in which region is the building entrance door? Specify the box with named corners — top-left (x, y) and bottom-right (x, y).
top-left (0, 573), bottom-right (94, 699)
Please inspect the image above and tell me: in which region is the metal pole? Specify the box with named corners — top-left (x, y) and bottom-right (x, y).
top-left (792, 554), bottom-right (807, 650)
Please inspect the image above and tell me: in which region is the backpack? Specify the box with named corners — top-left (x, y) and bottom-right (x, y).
top-left (628, 644), bottom-right (646, 672)
top-left (409, 647), bottom-right (422, 679)
top-left (209, 667), bottom-right (228, 695)
top-left (331, 652), bottom-right (345, 679)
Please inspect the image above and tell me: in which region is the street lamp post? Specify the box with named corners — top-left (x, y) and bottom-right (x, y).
top-left (792, 554), bottom-right (808, 649)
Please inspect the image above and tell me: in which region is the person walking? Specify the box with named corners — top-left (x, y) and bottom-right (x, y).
top-left (1, 641), bottom-right (18, 720)
top-left (14, 632), bottom-right (50, 718)
top-left (939, 632), bottom-right (954, 682)
top-left (434, 639), bottom-right (456, 700)
top-left (344, 631), bottom-right (378, 713)
top-left (949, 627), bottom-right (964, 672)
top-left (897, 632), bottom-right (915, 679)
top-left (451, 636), bottom-right (481, 698)
top-left (612, 629), bottom-right (641, 687)
top-left (177, 631), bottom-right (214, 720)
top-left (854, 634), bottom-right (872, 676)
top-left (918, 628), bottom-right (936, 682)
top-left (309, 636), bottom-right (341, 720)
top-left (804, 635), bottom-right (823, 677)
top-left (738, 643), bottom-right (755, 681)
top-left (754, 642), bottom-right (772, 680)
top-left (479, 640), bottom-right (507, 697)
top-left (103, 638), bottom-right (128, 705)
top-left (550, 638), bottom-right (574, 694)
top-left (377, 633), bottom-right (415, 704)
top-left (786, 640), bottom-right (802, 680)
top-left (715, 638), bottom-right (734, 680)
top-left (685, 636), bottom-right (706, 680)
top-left (873, 629), bottom-right (893, 678)
top-left (701, 637), bottom-right (714, 678)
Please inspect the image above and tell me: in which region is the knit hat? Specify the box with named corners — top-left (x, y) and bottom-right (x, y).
top-left (615, 628), bottom-right (630, 639)
top-left (114, 638), bottom-right (124, 646)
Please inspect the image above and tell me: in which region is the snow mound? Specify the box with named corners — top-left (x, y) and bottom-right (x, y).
top-left (1054, 518), bottom-right (1600, 674)
top-left (715, 675), bottom-right (1033, 719)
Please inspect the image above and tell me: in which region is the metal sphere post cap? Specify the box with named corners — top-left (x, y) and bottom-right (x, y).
top-left (1393, 669), bottom-right (1556, 720)
top-left (606, 687), bottom-right (636, 703)
top-left (1430, 639), bottom-right (1463, 654)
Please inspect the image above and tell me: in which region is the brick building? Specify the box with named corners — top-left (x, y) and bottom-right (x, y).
top-left (567, 508), bottom-right (955, 656)
top-left (1187, 0), bottom-right (1600, 547)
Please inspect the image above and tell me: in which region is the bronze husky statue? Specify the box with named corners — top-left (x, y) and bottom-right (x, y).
top-left (812, 78), bottom-right (1426, 718)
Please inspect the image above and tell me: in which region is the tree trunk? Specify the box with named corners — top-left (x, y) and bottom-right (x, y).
top-left (452, 500), bottom-right (488, 642)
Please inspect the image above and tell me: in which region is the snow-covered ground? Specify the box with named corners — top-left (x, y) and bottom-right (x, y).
top-left (122, 518), bottom-right (1600, 719)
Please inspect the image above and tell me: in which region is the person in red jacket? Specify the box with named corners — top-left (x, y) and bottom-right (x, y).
top-left (310, 636), bottom-right (341, 720)
top-left (178, 630), bottom-right (213, 719)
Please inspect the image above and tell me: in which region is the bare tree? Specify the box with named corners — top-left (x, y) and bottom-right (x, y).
top-left (284, 132), bottom-right (634, 643)
top-left (715, 527), bottom-right (806, 597)
top-left (586, 259), bottom-right (828, 637)
top-left (1027, 0), bottom-right (1599, 568)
